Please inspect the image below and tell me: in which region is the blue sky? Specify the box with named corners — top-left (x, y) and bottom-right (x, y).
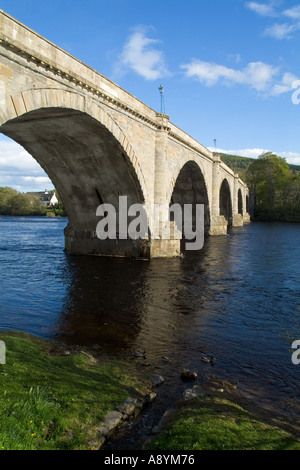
top-left (1, 0), bottom-right (300, 192)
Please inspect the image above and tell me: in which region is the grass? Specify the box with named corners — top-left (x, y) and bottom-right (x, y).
top-left (149, 393), bottom-right (300, 451)
top-left (0, 331), bottom-right (149, 450)
top-left (1, 331), bottom-right (299, 451)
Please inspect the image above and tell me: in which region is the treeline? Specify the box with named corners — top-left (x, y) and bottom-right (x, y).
top-left (0, 187), bottom-right (67, 217)
top-left (219, 152), bottom-right (300, 222)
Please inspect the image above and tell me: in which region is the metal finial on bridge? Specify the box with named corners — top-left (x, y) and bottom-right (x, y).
top-left (158, 84), bottom-right (165, 114)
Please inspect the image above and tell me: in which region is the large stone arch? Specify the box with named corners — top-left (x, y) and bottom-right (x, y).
top-left (238, 188), bottom-right (243, 215)
top-left (0, 88), bottom-right (151, 257)
top-left (220, 178), bottom-right (233, 227)
top-left (0, 88), bottom-right (150, 205)
top-left (168, 156), bottom-right (211, 208)
top-left (168, 157), bottom-right (211, 245)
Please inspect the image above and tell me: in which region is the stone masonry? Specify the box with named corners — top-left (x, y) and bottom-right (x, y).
top-left (0, 10), bottom-right (250, 258)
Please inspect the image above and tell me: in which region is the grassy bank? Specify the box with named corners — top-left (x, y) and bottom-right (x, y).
top-left (149, 386), bottom-right (300, 451)
top-left (1, 331), bottom-right (299, 451)
top-left (0, 331), bottom-right (149, 450)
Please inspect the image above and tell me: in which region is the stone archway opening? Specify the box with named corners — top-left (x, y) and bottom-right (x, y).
top-left (220, 179), bottom-right (232, 229)
top-left (238, 188), bottom-right (243, 215)
top-left (0, 107), bottom-right (149, 258)
top-left (246, 194), bottom-right (249, 213)
top-left (169, 161), bottom-right (210, 252)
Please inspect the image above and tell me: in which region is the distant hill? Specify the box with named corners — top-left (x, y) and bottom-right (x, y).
top-left (289, 163), bottom-right (300, 173)
top-left (216, 152), bottom-right (300, 178)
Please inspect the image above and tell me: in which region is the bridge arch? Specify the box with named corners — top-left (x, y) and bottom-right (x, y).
top-left (0, 88), bottom-right (151, 256)
top-left (220, 178), bottom-right (233, 227)
top-left (246, 194), bottom-right (249, 214)
top-left (168, 158), bottom-right (211, 240)
top-left (238, 188), bottom-right (243, 215)
top-left (0, 88), bottom-right (150, 206)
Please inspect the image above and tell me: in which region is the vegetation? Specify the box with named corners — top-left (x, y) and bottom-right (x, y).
top-left (219, 153), bottom-right (255, 180)
top-left (0, 332), bottom-right (148, 450)
top-left (149, 392), bottom-right (300, 451)
top-left (219, 152), bottom-right (300, 222)
top-left (1, 332), bottom-right (299, 450)
top-left (0, 187), bottom-right (66, 217)
top-left (246, 152), bottom-right (300, 222)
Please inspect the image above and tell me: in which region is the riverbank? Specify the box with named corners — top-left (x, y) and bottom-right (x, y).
top-left (148, 377), bottom-right (300, 450)
top-left (0, 331), bottom-right (299, 451)
top-left (0, 331), bottom-right (151, 450)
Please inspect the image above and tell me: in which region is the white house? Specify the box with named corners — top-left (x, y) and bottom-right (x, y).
top-left (28, 190), bottom-right (58, 207)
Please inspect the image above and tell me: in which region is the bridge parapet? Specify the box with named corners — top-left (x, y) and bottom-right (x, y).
top-left (0, 10), bottom-right (160, 126)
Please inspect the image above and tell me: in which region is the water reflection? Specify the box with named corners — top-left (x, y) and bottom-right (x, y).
top-left (0, 217), bottom-right (299, 432)
top-left (54, 256), bottom-right (150, 351)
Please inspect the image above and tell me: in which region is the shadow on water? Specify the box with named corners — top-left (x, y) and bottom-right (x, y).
top-left (52, 224), bottom-right (300, 448)
top-left (0, 217), bottom-right (300, 447)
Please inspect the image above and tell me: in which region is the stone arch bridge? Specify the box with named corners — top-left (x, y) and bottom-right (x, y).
top-left (0, 11), bottom-right (250, 258)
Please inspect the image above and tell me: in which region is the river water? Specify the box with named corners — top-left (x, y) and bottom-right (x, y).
top-left (0, 216), bottom-right (299, 446)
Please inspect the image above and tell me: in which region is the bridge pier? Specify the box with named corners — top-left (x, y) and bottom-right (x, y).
top-left (209, 215), bottom-right (228, 235)
top-left (64, 225), bottom-right (152, 259)
top-left (232, 214), bottom-right (244, 227)
top-left (243, 213), bottom-right (251, 223)
top-left (149, 221), bottom-right (182, 258)
top-left (64, 224), bottom-right (182, 259)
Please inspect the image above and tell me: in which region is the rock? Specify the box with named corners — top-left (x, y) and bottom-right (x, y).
top-left (183, 385), bottom-right (205, 401)
top-left (151, 409), bottom-right (175, 434)
top-left (133, 350), bottom-right (146, 359)
top-left (116, 397), bottom-right (138, 417)
top-left (150, 374), bottom-right (164, 387)
top-left (180, 368), bottom-right (198, 380)
top-left (98, 411), bottom-right (123, 438)
top-left (146, 392), bottom-right (157, 403)
top-left (200, 356), bottom-right (215, 365)
top-left (80, 350), bottom-right (97, 363)
top-left (97, 434), bottom-right (106, 450)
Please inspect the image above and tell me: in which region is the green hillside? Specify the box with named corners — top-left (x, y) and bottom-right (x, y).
top-left (216, 152), bottom-right (300, 178)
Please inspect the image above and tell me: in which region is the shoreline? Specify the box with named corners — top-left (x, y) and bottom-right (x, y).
top-left (0, 330), bottom-right (299, 451)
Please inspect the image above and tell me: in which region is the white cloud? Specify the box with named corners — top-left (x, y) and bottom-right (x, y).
top-left (280, 151), bottom-right (300, 165)
top-left (182, 57), bottom-right (299, 97)
top-left (120, 27), bottom-right (169, 80)
top-left (0, 140), bottom-right (42, 172)
top-left (246, 1), bottom-right (300, 39)
top-left (283, 5), bottom-right (300, 20)
top-left (22, 176), bottom-right (51, 183)
top-left (246, 1), bottom-right (278, 17)
top-left (0, 138), bottom-right (52, 192)
top-left (227, 53), bottom-right (242, 64)
top-left (210, 147), bottom-right (271, 159)
top-left (181, 59), bottom-right (279, 92)
top-left (270, 72), bottom-right (299, 95)
top-left (264, 22), bottom-right (300, 39)
top-left (209, 147), bottom-right (300, 165)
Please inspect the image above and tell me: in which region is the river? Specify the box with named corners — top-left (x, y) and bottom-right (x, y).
top-left (0, 216), bottom-right (299, 447)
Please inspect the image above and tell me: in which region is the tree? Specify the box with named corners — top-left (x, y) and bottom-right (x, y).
top-left (0, 187), bottom-right (18, 214)
top-left (246, 152), bottom-right (290, 220)
top-left (10, 193), bottom-right (45, 215)
top-left (0, 187), bottom-right (46, 216)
